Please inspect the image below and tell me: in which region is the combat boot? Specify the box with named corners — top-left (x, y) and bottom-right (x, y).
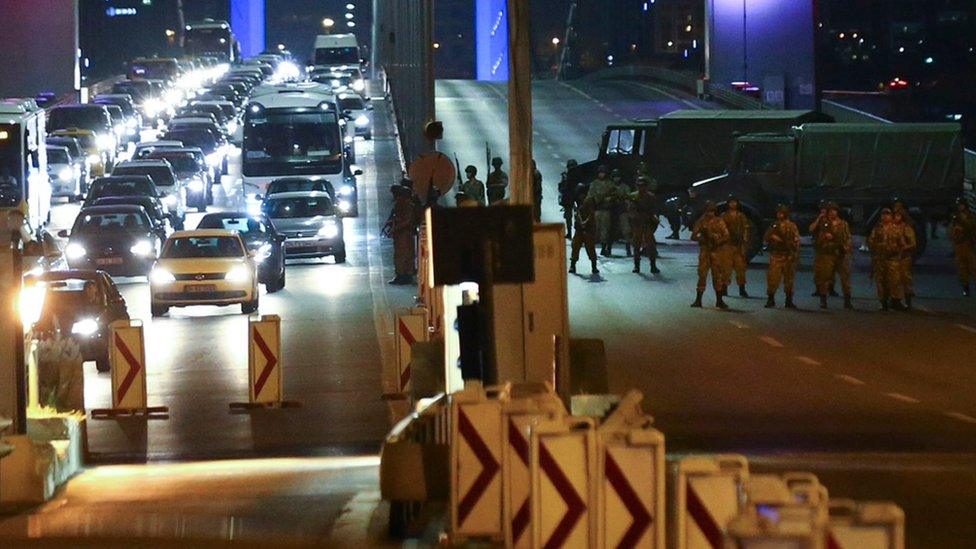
top-left (819, 294), bottom-right (828, 309)
top-left (843, 295), bottom-right (853, 310)
top-left (765, 296), bottom-right (775, 308)
top-left (739, 284), bottom-right (749, 297)
top-left (716, 294), bottom-right (730, 310)
top-left (591, 260), bottom-right (599, 275)
top-left (632, 256), bottom-right (640, 274)
top-left (785, 294), bottom-right (797, 309)
top-left (569, 261), bottom-right (577, 274)
top-left (891, 298), bottom-right (907, 311)
top-left (625, 243), bottom-right (632, 257)
top-left (965, 284), bottom-right (971, 297)
top-left (650, 257), bottom-right (660, 274)
top-left (605, 243), bottom-right (614, 256)
top-left (691, 291), bottom-right (703, 308)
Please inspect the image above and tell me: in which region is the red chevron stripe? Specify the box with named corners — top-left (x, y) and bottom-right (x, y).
top-left (685, 480), bottom-right (724, 548)
top-left (605, 451), bottom-right (653, 548)
top-left (114, 334), bottom-right (141, 402)
top-left (252, 328), bottom-right (278, 398)
top-left (508, 419), bottom-right (531, 542)
top-left (456, 408), bottom-right (500, 526)
top-left (540, 441), bottom-right (586, 549)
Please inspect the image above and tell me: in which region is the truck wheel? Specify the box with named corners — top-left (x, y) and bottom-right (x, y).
top-left (151, 304), bottom-right (169, 317)
top-left (241, 297), bottom-right (259, 314)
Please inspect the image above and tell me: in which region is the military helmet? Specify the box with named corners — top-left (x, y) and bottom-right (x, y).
top-left (575, 183), bottom-right (589, 199)
top-left (465, 165), bottom-right (477, 175)
top-left (491, 156), bottom-right (504, 167)
top-left (705, 201), bottom-right (717, 212)
top-left (892, 197), bottom-right (905, 206)
top-left (611, 168), bottom-right (622, 177)
top-left (826, 201), bottom-right (840, 211)
top-left (727, 194), bottom-right (738, 202)
top-left (880, 207), bottom-right (892, 215)
top-left (776, 203), bottom-right (790, 214)
top-left (597, 165), bottom-right (608, 174)
top-left (566, 159), bottom-right (578, 168)
top-left (817, 199), bottom-right (828, 209)
top-left (954, 197), bottom-right (969, 207)
top-left (636, 176), bottom-right (650, 187)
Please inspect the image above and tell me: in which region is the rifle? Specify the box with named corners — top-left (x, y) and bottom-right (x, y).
top-left (453, 153), bottom-right (463, 188)
top-left (485, 141), bottom-right (491, 180)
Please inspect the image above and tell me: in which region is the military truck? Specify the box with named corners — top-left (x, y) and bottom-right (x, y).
top-left (570, 110), bottom-right (832, 233)
top-left (686, 123), bottom-right (964, 258)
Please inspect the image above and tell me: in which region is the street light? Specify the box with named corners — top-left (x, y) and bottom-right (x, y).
top-left (322, 17), bottom-right (335, 29)
top-left (551, 37), bottom-right (560, 46)
top-left (346, 3), bottom-right (356, 9)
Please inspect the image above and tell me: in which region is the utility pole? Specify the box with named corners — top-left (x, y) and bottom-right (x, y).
top-left (507, 0), bottom-right (533, 207)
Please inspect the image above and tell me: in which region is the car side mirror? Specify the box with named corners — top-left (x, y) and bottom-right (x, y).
top-left (275, 234), bottom-right (286, 243)
top-left (57, 229), bottom-right (69, 238)
top-left (354, 169), bottom-right (363, 176)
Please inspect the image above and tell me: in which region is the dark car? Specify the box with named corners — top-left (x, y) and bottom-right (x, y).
top-left (161, 128), bottom-right (227, 176)
top-left (197, 212), bottom-right (287, 292)
top-left (112, 80), bottom-right (154, 104)
top-left (264, 177), bottom-right (336, 201)
top-left (25, 270), bottom-right (130, 372)
top-left (144, 150), bottom-right (212, 210)
top-left (111, 159), bottom-right (185, 225)
top-left (84, 175), bottom-right (162, 210)
top-left (179, 104), bottom-right (228, 129)
top-left (60, 205), bottom-right (162, 277)
top-left (262, 192), bottom-right (346, 263)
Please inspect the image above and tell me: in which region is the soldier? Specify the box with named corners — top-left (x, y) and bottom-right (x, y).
top-left (691, 201), bottom-right (731, 309)
top-left (813, 202), bottom-right (853, 309)
top-left (763, 204), bottom-right (800, 308)
top-left (569, 185), bottom-right (599, 275)
top-left (949, 198), bottom-right (976, 296)
top-left (722, 195), bottom-right (751, 297)
top-left (868, 208), bottom-right (895, 310)
top-left (389, 185), bottom-right (420, 285)
top-left (458, 165), bottom-right (486, 206)
top-left (891, 209), bottom-right (917, 309)
top-left (532, 159), bottom-right (543, 222)
top-left (455, 191), bottom-right (479, 208)
top-left (559, 159), bottom-right (579, 239)
top-left (486, 156), bottom-right (508, 204)
top-left (612, 168), bottom-right (635, 257)
top-left (892, 199), bottom-right (916, 300)
top-left (628, 176), bottom-right (660, 274)
top-left (808, 200), bottom-right (836, 297)
top-left (587, 165), bottom-right (618, 256)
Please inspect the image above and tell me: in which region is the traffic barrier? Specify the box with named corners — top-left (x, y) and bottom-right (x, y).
top-left (726, 504), bottom-right (825, 548)
top-left (91, 320), bottom-right (168, 418)
top-left (673, 454), bottom-right (749, 549)
top-left (530, 416), bottom-right (597, 549)
top-left (417, 229), bottom-right (431, 306)
top-left (827, 500), bottom-right (904, 549)
top-left (596, 391), bottom-right (665, 549)
top-left (501, 384), bottom-right (567, 548)
top-left (394, 308), bottom-right (429, 394)
top-left (450, 383), bottom-right (508, 542)
top-left (230, 315), bottom-right (301, 410)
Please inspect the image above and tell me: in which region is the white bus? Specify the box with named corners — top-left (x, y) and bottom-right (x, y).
top-left (242, 84), bottom-right (361, 216)
top-left (313, 34), bottom-right (361, 70)
top-left (184, 19), bottom-right (240, 62)
top-left (0, 98), bottom-right (50, 229)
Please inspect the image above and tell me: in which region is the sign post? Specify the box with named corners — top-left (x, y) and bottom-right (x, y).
top-left (230, 315), bottom-right (301, 410)
top-left (91, 320), bottom-right (168, 418)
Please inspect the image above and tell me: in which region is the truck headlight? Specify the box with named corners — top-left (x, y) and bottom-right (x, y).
top-left (150, 268), bottom-right (176, 284)
top-left (129, 240), bottom-right (154, 257)
top-left (355, 115), bottom-right (369, 127)
top-left (65, 243), bottom-right (87, 260)
top-left (224, 265), bottom-right (250, 283)
top-left (58, 167), bottom-right (74, 181)
top-left (96, 134), bottom-right (115, 151)
top-left (317, 221), bottom-right (339, 239)
top-left (71, 318), bottom-right (99, 337)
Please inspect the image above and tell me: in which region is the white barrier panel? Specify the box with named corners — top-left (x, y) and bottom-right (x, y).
top-left (450, 384), bottom-right (506, 541)
top-left (502, 389), bottom-right (566, 548)
top-left (394, 307), bottom-right (429, 394)
top-left (674, 455), bottom-right (749, 549)
top-left (726, 505), bottom-right (824, 549)
top-left (827, 500), bottom-right (904, 549)
top-left (92, 320), bottom-right (167, 418)
top-left (530, 417), bottom-right (597, 549)
top-left (598, 428), bottom-right (665, 549)
top-left (249, 315), bottom-right (282, 404)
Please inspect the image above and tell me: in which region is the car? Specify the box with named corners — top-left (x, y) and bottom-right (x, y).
top-left (50, 128), bottom-right (109, 177)
top-left (111, 159), bottom-right (186, 226)
top-left (168, 117), bottom-right (224, 142)
top-left (59, 205), bottom-right (162, 277)
top-left (149, 230), bottom-right (259, 316)
top-left (337, 93), bottom-right (373, 139)
top-left (83, 175), bottom-right (165, 216)
top-left (46, 145), bottom-right (83, 201)
top-left (197, 212), bottom-right (286, 292)
top-left (46, 136), bottom-right (90, 190)
top-left (46, 104), bottom-right (117, 160)
top-left (94, 94), bottom-right (142, 141)
top-left (101, 104), bottom-right (131, 148)
top-left (143, 150), bottom-right (212, 210)
top-left (262, 191), bottom-right (345, 262)
top-left (134, 140), bottom-right (184, 159)
top-left (161, 127), bottom-right (228, 176)
top-left (179, 103), bottom-right (228, 129)
top-left (24, 270), bottom-right (130, 372)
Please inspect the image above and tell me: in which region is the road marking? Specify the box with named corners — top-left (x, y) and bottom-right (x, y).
top-left (487, 84), bottom-right (508, 101)
top-left (884, 392), bottom-right (920, 404)
top-left (956, 324), bottom-right (976, 335)
top-left (794, 356), bottom-right (822, 366)
top-left (759, 335), bottom-right (784, 348)
top-left (834, 374), bottom-right (866, 386)
top-left (558, 82), bottom-right (627, 121)
top-left (727, 320), bottom-right (749, 329)
top-left (624, 81), bottom-right (703, 109)
top-left (944, 411), bottom-right (976, 425)
top-left (551, 153), bottom-right (561, 159)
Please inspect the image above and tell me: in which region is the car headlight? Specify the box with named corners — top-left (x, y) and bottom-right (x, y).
top-left (338, 200), bottom-right (351, 213)
top-left (130, 240), bottom-right (154, 257)
top-left (224, 265), bottom-right (250, 283)
top-left (254, 243), bottom-right (272, 262)
top-left (354, 115), bottom-right (369, 127)
top-left (150, 268), bottom-right (176, 284)
top-left (58, 167), bottom-right (74, 181)
top-left (87, 153), bottom-right (102, 165)
top-left (344, 135), bottom-right (353, 144)
top-left (339, 184), bottom-right (354, 197)
top-left (352, 79), bottom-right (365, 92)
top-left (96, 134), bottom-right (115, 151)
top-left (71, 318), bottom-right (99, 337)
top-left (188, 179), bottom-right (205, 193)
top-left (318, 221), bottom-right (340, 239)
top-left (65, 243), bottom-right (87, 260)
top-left (114, 124), bottom-right (126, 136)
top-left (127, 118), bottom-right (138, 128)
top-left (227, 121), bottom-right (238, 134)
top-left (163, 194), bottom-right (178, 206)
top-left (206, 151), bottom-right (223, 167)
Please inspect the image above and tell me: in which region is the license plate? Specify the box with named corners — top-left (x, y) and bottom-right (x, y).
top-left (185, 284), bottom-right (216, 293)
top-left (95, 257), bottom-right (123, 266)
top-left (285, 239), bottom-right (311, 248)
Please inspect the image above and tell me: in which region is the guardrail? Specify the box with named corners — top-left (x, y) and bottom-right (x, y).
top-left (579, 64), bottom-right (767, 110)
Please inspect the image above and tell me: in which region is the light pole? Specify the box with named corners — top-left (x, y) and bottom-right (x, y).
top-left (322, 18), bottom-right (335, 34)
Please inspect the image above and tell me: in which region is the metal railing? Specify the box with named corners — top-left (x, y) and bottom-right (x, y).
top-left (580, 64), bottom-right (767, 110)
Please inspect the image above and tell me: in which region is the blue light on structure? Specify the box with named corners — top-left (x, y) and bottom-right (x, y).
top-left (231, 0), bottom-right (266, 58)
top-left (476, 0), bottom-right (509, 81)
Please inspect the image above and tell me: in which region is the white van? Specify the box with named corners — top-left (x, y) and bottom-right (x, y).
top-left (313, 34), bottom-right (361, 70)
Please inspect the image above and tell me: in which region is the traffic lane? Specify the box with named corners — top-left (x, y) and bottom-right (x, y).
top-left (0, 457), bottom-right (391, 545)
top-left (83, 136), bottom-right (394, 462)
top-left (568, 238), bottom-right (976, 452)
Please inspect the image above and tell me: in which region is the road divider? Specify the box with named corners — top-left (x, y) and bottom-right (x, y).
top-left (230, 315), bottom-right (301, 411)
top-left (828, 499), bottom-right (905, 549)
top-left (395, 308), bottom-right (429, 394)
top-left (91, 320), bottom-right (168, 419)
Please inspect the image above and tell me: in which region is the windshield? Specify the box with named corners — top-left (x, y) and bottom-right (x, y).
top-left (338, 96), bottom-right (366, 110)
top-left (35, 279), bottom-right (103, 319)
top-left (164, 130), bottom-right (217, 153)
top-left (95, 99), bottom-right (134, 116)
top-left (265, 196), bottom-right (335, 218)
top-left (198, 216), bottom-right (267, 239)
top-left (89, 179), bottom-right (156, 199)
top-left (73, 211), bottom-right (150, 233)
top-left (147, 154), bottom-right (199, 173)
top-left (163, 236), bottom-right (244, 258)
top-left (185, 27), bottom-right (233, 56)
top-left (0, 124), bottom-right (22, 206)
top-left (113, 165), bottom-right (176, 187)
top-left (47, 149), bottom-right (69, 164)
top-left (243, 110), bottom-right (342, 177)
top-left (268, 180), bottom-right (329, 194)
top-left (315, 47), bottom-right (359, 65)
top-left (49, 139), bottom-right (83, 157)
top-left (112, 81), bottom-right (151, 101)
top-left (47, 107), bottom-right (110, 132)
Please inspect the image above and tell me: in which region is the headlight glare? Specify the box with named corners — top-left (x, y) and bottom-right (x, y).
top-left (71, 318), bottom-right (99, 336)
top-left (354, 115), bottom-right (369, 126)
top-left (58, 167), bottom-right (73, 181)
top-left (188, 179), bottom-right (205, 193)
top-left (96, 134), bottom-right (115, 151)
top-left (150, 268), bottom-right (176, 284)
top-left (130, 240), bottom-right (154, 256)
top-left (224, 265), bottom-right (250, 283)
top-left (65, 243), bottom-right (87, 260)
top-left (318, 221), bottom-right (340, 239)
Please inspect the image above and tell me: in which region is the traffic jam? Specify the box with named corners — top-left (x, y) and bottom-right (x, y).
top-left (5, 23), bottom-right (370, 374)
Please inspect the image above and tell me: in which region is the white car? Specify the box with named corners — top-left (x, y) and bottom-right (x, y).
top-left (46, 145), bottom-right (83, 200)
top-left (149, 230), bottom-right (259, 316)
top-left (337, 94), bottom-right (373, 140)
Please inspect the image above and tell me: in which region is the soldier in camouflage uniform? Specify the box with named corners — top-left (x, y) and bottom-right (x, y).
top-left (813, 202), bottom-right (853, 309)
top-left (722, 195), bottom-right (751, 297)
top-left (691, 202), bottom-right (731, 309)
top-left (949, 198), bottom-right (976, 296)
top-left (628, 176), bottom-right (660, 274)
top-left (763, 204), bottom-right (800, 308)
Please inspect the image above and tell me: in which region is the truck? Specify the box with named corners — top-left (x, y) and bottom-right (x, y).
top-left (312, 34), bottom-right (362, 71)
top-left (184, 20), bottom-right (240, 63)
top-left (571, 110), bottom-right (831, 235)
top-left (686, 123), bottom-right (965, 258)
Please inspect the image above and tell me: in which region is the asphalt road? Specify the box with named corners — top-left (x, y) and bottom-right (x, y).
top-left (436, 78), bottom-right (976, 547)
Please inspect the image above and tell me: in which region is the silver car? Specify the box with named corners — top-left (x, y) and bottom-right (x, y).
top-left (46, 145), bottom-right (83, 201)
top-left (263, 191), bottom-right (346, 263)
